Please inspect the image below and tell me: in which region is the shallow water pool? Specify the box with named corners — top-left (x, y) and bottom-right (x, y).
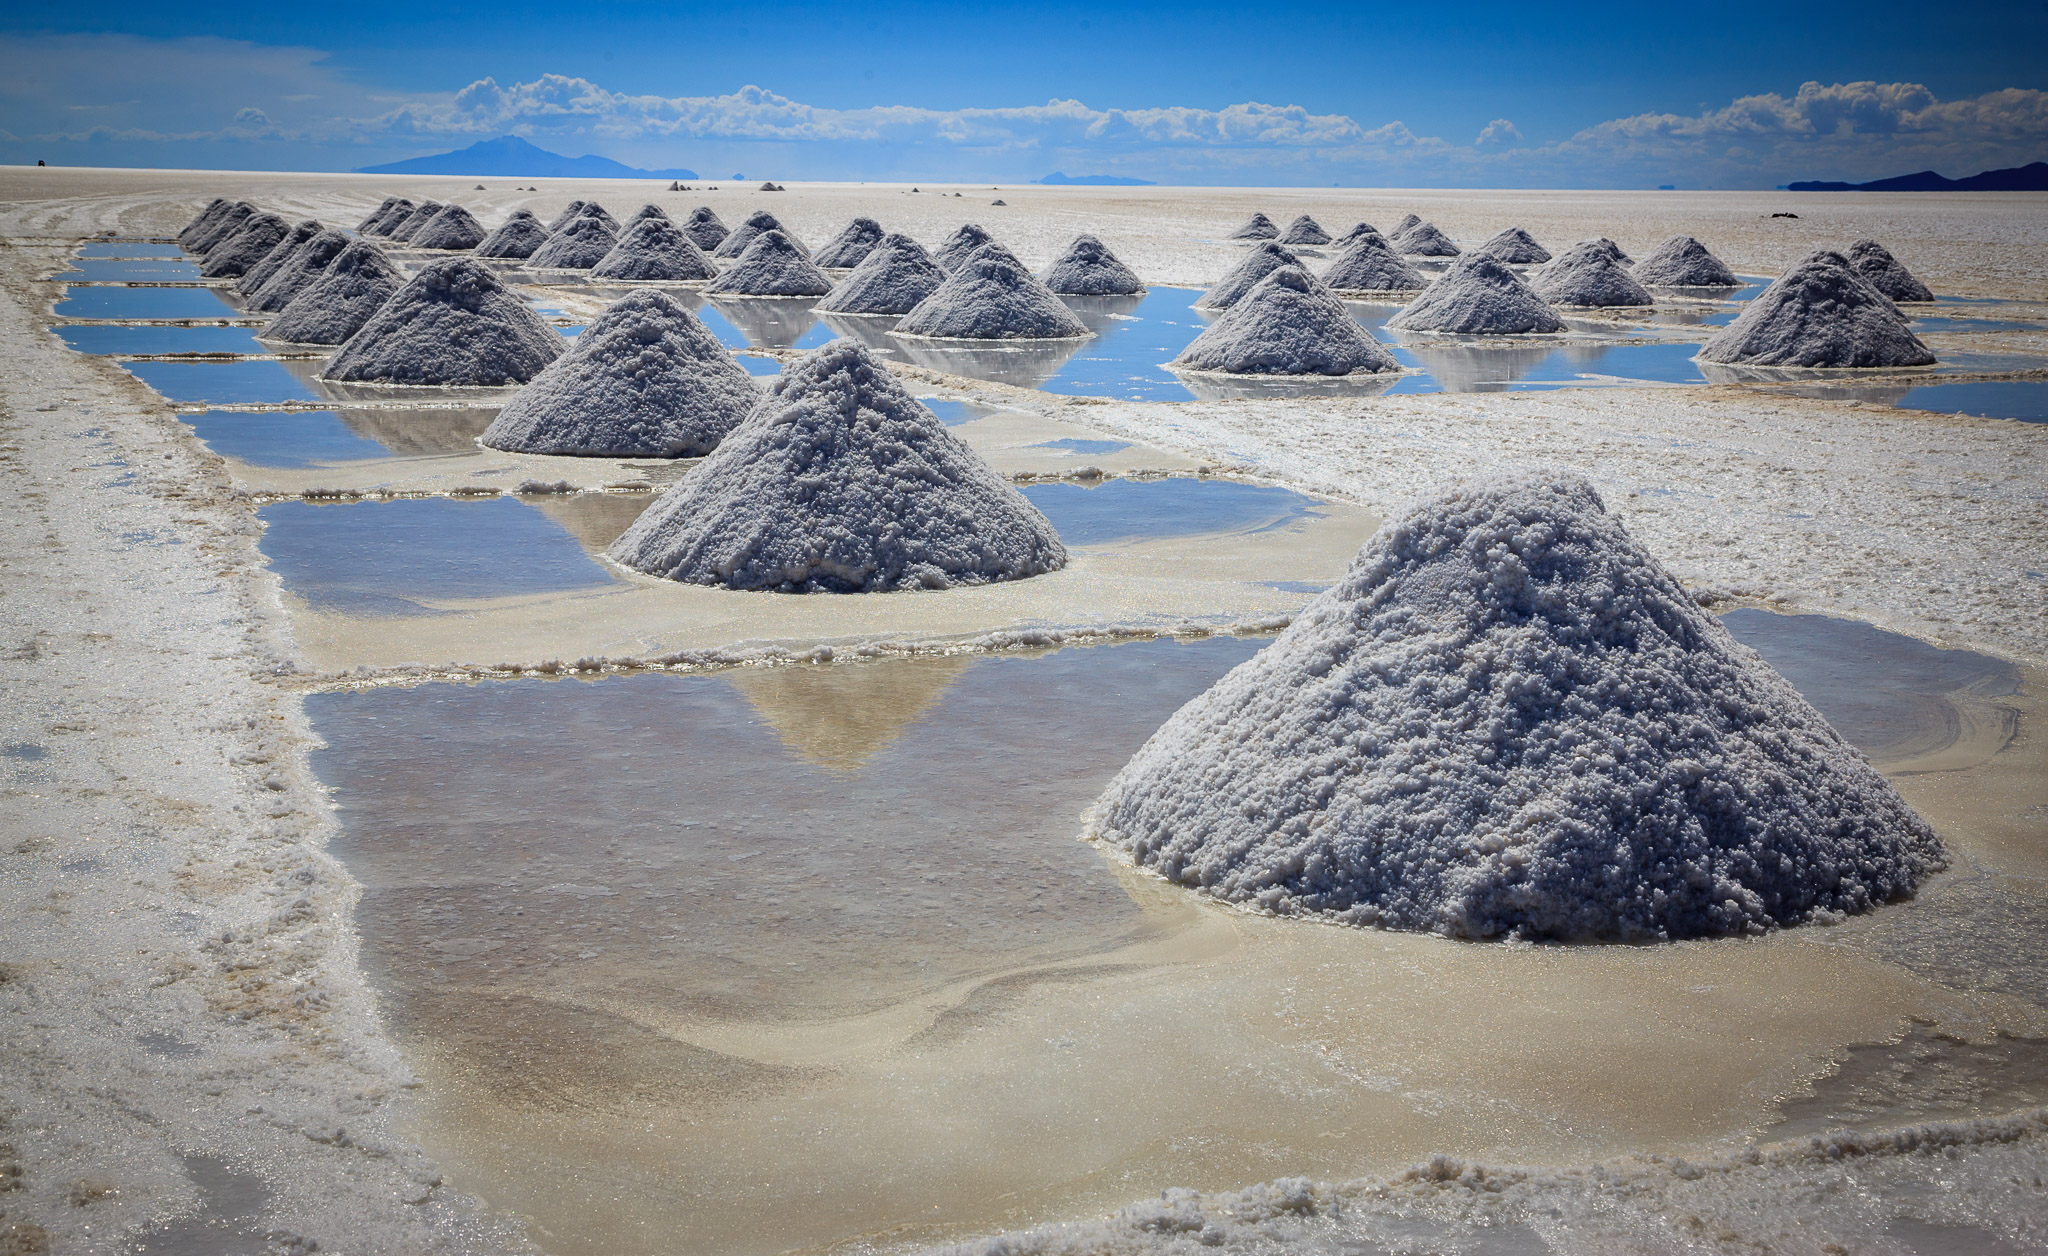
top-left (1020, 476), bottom-right (1325, 545)
top-left (77, 242), bottom-right (184, 259)
top-left (122, 359), bottom-right (323, 405)
top-left (64, 258), bottom-right (204, 282)
top-left (183, 407), bottom-right (499, 467)
top-left (55, 324), bottom-right (271, 357)
top-left (54, 284), bottom-right (241, 320)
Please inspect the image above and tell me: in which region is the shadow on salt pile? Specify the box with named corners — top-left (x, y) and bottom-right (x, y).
top-left (1019, 477), bottom-right (1324, 547)
top-left (54, 284), bottom-right (241, 320)
top-left (54, 323), bottom-right (270, 357)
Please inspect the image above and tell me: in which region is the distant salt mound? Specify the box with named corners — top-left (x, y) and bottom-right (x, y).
top-left (814, 233), bottom-right (946, 315)
top-left (1390, 213), bottom-right (1422, 236)
top-left (1846, 239), bottom-right (1935, 303)
top-left (608, 339), bottom-right (1066, 592)
top-left (1041, 234), bottom-right (1144, 295)
top-left (1197, 241), bottom-right (1306, 309)
top-left (933, 223), bottom-right (995, 271)
top-left (814, 217), bottom-right (885, 268)
top-left (590, 217), bottom-right (719, 281)
top-left (622, 204), bottom-right (670, 230)
top-left (545, 201), bottom-right (590, 232)
top-left (411, 205), bottom-right (488, 251)
top-left (482, 289), bottom-right (757, 457)
top-left (1174, 266), bottom-right (1399, 377)
top-left (704, 229), bottom-right (834, 296)
top-left (1588, 237), bottom-right (1633, 264)
top-left (362, 197), bottom-right (417, 237)
top-left (188, 201), bottom-right (255, 253)
top-left (527, 215), bottom-right (620, 270)
top-left (1698, 249), bottom-right (1935, 368)
top-left (1321, 232), bottom-right (1426, 292)
top-left (1229, 213), bottom-right (1279, 240)
top-left (262, 241), bottom-right (405, 346)
top-left (894, 243), bottom-right (1090, 339)
top-left (357, 196), bottom-right (408, 234)
top-left (715, 210), bottom-right (803, 259)
top-left (1387, 252), bottom-right (1564, 334)
top-left (1333, 221), bottom-right (1380, 246)
top-left (1392, 219), bottom-right (1461, 256)
top-left (682, 206), bottom-right (729, 251)
top-left (1529, 240), bottom-right (1653, 308)
top-left (571, 202), bottom-right (620, 231)
top-left (1088, 470), bottom-right (1944, 941)
top-left (1476, 226), bottom-right (1552, 265)
top-left (247, 228), bottom-right (351, 313)
top-left (474, 210), bottom-right (550, 259)
top-left (322, 257), bottom-right (565, 385)
top-left (178, 198), bottom-right (232, 248)
top-left (1633, 236), bottom-right (1738, 287)
top-left (1280, 215), bottom-right (1332, 245)
top-left (200, 213), bottom-right (292, 278)
top-left (387, 200), bottom-right (446, 243)
top-left (236, 220), bottom-right (322, 296)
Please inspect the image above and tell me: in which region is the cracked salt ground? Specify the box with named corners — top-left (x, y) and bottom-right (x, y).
top-left (53, 284), bottom-right (241, 320)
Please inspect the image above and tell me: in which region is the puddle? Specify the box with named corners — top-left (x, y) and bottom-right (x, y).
top-left (884, 331), bottom-right (1092, 390)
top-left (736, 355), bottom-right (783, 377)
top-left (1019, 477), bottom-right (1325, 546)
top-left (136, 1029), bottom-right (203, 1058)
top-left (1031, 437), bottom-right (1133, 456)
top-left (78, 242), bottom-right (184, 259)
top-left (63, 258), bottom-right (204, 281)
top-left (130, 1154), bottom-right (272, 1256)
top-left (182, 408), bottom-right (500, 467)
top-left (703, 297), bottom-right (823, 350)
top-left (1883, 1217), bottom-right (2033, 1256)
top-left (122, 360), bottom-right (322, 405)
top-left (1037, 288), bottom-right (1208, 401)
top-left (1767, 1025), bottom-right (2048, 1141)
top-left (54, 324), bottom-right (271, 357)
top-left (54, 285), bottom-right (241, 320)
top-left (1, 743), bottom-right (48, 760)
top-left (1387, 339), bottom-right (1709, 393)
top-left (917, 397), bottom-right (1007, 427)
top-left (1895, 380), bottom-right (2048, 424)
top-left (1911, 315), bottom-right (2040, 334)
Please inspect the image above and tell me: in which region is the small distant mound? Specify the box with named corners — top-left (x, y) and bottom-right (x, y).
top-left (622, 204), bottom-right (671, 230)
top-left (545, 201), bottom-right (591, 232)
top-left (815, 233), bottom-right (946, 315)
top-left (236, 220), bottom-right (322, 296)
top-left (1846, 239), bottom-right (1935, 303)
top-left (814, 217), bottom-right (886, 268)
top-left (1333, 221), bottom-right (1380, 246)
top-left (715, 210), bottom-right (803, 259)
top-left (262, 240), bottom-right (406, 346)
top-left (1041, 234), bottom-right (1144, 296)
top-left (682, 206), bottom-right (728, 251)
top-left (933, 223), bottom-right (995, 272)
top-left (1391, 219), bottom-right (1461, 256)
top-left (199, 213), bottom-right (292, 278)
top-left (1698, 249), bottom-right (1935, 368)
top-left (246, 228), bottom-right (351, 314)
top-left (608, 339), bottom-right (1067, 592)
top-left (590, 217), bottom-right (719, 281)
top-left (1632, 236), bottom-right (1738, 287)
top-left (1197, 241), bottom-right (1304, 309)
top-left (411, 205), bottom-right (488, 251)
top-left (893, 243), bottom-right (1091, 339)
top-left (1475, 226), bottom-right (1551, 265)
top-left (1174, 265), bottom-right (1399, 377)
top-left (357, 196), bottom-right (408, 234)
top-left (527, 215), bottom-right (621, 270)
top-left (474, 210), bottom-right (550, 260)
top-left (1279, 215), bottom-right (1332, 245)
top-left (322, 256), bottom-right (565, 385)
top-left (482, 289), bottom-right (757, 457)
top-left (1387, 252), bottom-right (1564, 334)
top-left (1229, 213), bottom-right (1279, 240)
top-left (386, 200), bottom-right (447, 243)
top-left (704, 229), bottom-right (834, 296)
top-left (187, 202), bottom-right (256, 254)
top-left (1529, 240), bottom-right (1654, 308)
top-left (1321, 232), bottom-right (1427, 293)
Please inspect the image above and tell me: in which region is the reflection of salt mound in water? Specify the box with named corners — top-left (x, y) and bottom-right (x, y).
top-left (1177, 371), bottom-right (1402, 402)
top-left (545, 201), bottom-right (590, 232)
top-left (1175, 266), bottom-right (1399, 376)
top-left (523, 492), bottom-right (658, 554)
top-left (1529, 240), bottom-right (1654, 307)
top-left (622, 204), bottom-right (670, 230)
top-left (1332, 221), bottom-right (1380, 246)
top-left (715, 210), bottom-right (803, 259)
top-left (178, 197), bottom-right (232, 246)
top-left (933, 223), bottom-right (995, 271)
top-left (885, 334), bottom-right (1086, 389)
top-left (188, 201), bottom-right (255, 253)
top-left (386, 200), bottom-right (446, 243)
top-left (474, 210), bottom-right (549, 259)
top-left (236, 219), bottom-right (321, 296)
top-left (705, 230), bottom-right (834, 296)
top-left (334, 406), bottom-right (498, 457)
top-left (681, 206), bottom-right (728, 251)
top-left (263, 241), bottom-right (405, 345)
top-left (707, 296), bottom-right (821, 349)
top-left (411, 205), bottom-right (488, 251)
top-left (356, 196), bottom-right (407, 234)
top-left (1392, 219), bottom-right (1461, 256)
top-left (1058, 291), bottom-right (1146, 336)
top-left (590, 218), bottom-right (718, 281)
top-left (894, 244), bottom-right (1091, 339)
top-left (1229, 213), bottom-right (1279, 240)
top-left (1387, 252), bottom-right (1564, 334)
top-left (1089, 471), bottom-right (1945, 941)
top-left (247, 228), bottom-right (350, 313)
top-left (813, 217), bottom-right (885, 268)
top-left (608, 340), bottom-right (1067, 591)
top-left (1279, 215), bottom-right (1331, 245)
top-left (727, 656), bottom-right (973, 772)
top-left (322, 257), bottom-right (566, 385)
top-left (200, 213), bottom-right (291, 278)
top-left (1321, 232), bottom-right (1426, 292)
top-left (1198, 241), bottom-right (1305, 309)
top-left (814, 311), bottom-right (899, 354)
top-left (482, 289), bottom-right (757, 457)
top-left (1633, 235), bottom-right (1738, 287)
top-left (1699, 250), bottom-right (1936, 368)
top-left (1041, 234), bottom-right (1144, 295)
top-left (527, 215), bottom-right (620, 270)
top-left (1476, 226), bottom-right (1551, 264)
top-left (816, 233), bottom-right (945, 314)
top-left (1846, 239), bottom-right (1935, 303)
top-left (1401, 340), bottom-right (1558, 393)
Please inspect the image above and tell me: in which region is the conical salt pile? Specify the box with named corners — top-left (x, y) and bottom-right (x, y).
top-left (1321, 232), bottom-right (1426, 292)
top-left (590, 218), bottom-right (718, 281)
top-left (1041, 234), bottom-right (1144, 295)
top-left (527, 215), bottom-right (620, 270)
top-left (1197, 241), bottom-right (1305, 309)
top-left (704, 229), bottom-right (833, 296)
top-left (715, 210), bottom-right (803, 259)
top-left (200, 213), bottom-right (292, 278)
top-left (1528, 240), bottom-right (1653, 308)
top-left (1174, 266), bottom-right (1399, 377)
top-left (1279, 215), bottom-right (1332, 245)
top-left (1846, 239), bottom-right (1934, 303)
top-left (814, 233), bottom-right (946, 314)
top-left (361, 197), bottom-right (416, 237)
top-left (893, 243), bottom-right (1090, 339)
top-left (1387, 252), bottom-right (1563, 334)
top-left (357, 196), bottom-right (407, 234)
top-left (178, 198), bottom-right (232, 247)
top-left (321, 256), bottom-right (565, 385)
top-left (411, 205), bottom-right (487, 251)
top-left (236, 220), bottom-right (322, 296)
top-left (932, 223), bottom-right (994, 271)
top-left (1632, 236), bottom-right (1738, 287)
top-left (814, 217), bottom-right (885, 268)
top-left (262, 241), bottom-right (405, 345)
top-left (622, 204), bottom-right (670, 230)
top-left (187, 201), bottom-right (255, 253)
top-left (481, 289), bottom-right (757, 457)
top-left (1333, 221), bottom-right (1381, 246)
top-left (682, 206), bottom-right (728, 251)
top-left (570, 202), bottom-right (619, 231)
top-left (545, 201), bottom-right (590, 232)
top-left (1588, 237), bottom-right (1633, 264)
top-left (1392, 219), bottom-right (1461, 256)
top-left (1229, 213), bottom-right (1279, 240)
top-left (246, 228), bottom-right (351, 313)
top-left (608, 340), bottom-right (1067, 592)
top-left (1087, 470), bottom-right (1944, 941)
top-left (386, 200), bottom-right (447, 243)
top-left (1476, 226), bottom-right (1551, 264)
top-left (1390, 213), bottom-right (1422, 236)
top-left (1698, 249), bottom-right (1935, 368)
top-left (474, 210), bottom-right (550, 259)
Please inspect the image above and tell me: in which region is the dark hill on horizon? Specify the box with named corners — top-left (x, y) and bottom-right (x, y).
top-left (1789, 160), bottom-right (2048, 192)
top-left (356, 136), bottom-right (697, 180)
top-left (1038, 171), bottom-right (1157, 186)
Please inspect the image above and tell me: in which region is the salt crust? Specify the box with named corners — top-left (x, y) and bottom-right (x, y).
top-left (1475, 226), bottom-right (1552, 265)
top-left (186, 201), bottom-right (254, 253)
top-left (361, 197), bottom-right (414, 236)
top-left (235, 220), bottom-right (321, 296)
top-left (1198, 241), bottom-right (1306, 309)
top-left (1392, 219), bottom-right (1461, 257)
top-left (199, 212), bottom-right (291, 278)
top-left (715, 210), bottom-right (802, 259)
top-left (703, 229), bottom-right (833, 296)
top-left (589, 217), bottom-right (718, 281)
top-left (1387, 252), bottom-right (1564, 334)
top-left (410, 205), bottom-right (487, 251)
top-left (1040, 234), bottom-right (1145, 295)
top-left (481, 289), bottom-right (757, 457)
top-left (814, 232), bottom-right (946, 314)
top-left (1529, 240), bottom-right (1654, 308)
top-left (1847, 239), bottom-right (1936, 302)
top-left (1320, 232), bottom-right (1426, 292)
top-left (356, 196), bottom-right (405, 234)
top-left (681, 205), bottom-right (729, 250)
top-left (1174, 265), bottom-right (1399, 376)
top-left (261, 240), bottom-right (405, 345)
top-left (813, 217), bottom-right (886, 268)
top-left (1633, 235), bottom-right (1739, 287)
top-left (607, 339), bottom-right (1067, 591)
top-left (385, 200), bottom-right (445, 243)
top-left (177, 197), bottom-right (230, 246)
top-left (321, 256), bottom-right (565, 385)
top-left (1089, 471), bottom-right (1943, 941)
top-left (1229, 212), bottom-right (1279, 240)
top-left (526, 214), bottom-right (619, 270)
top-left (473, 210), bottom-right (550, 260)
top-left (893, 242), bottom-right (1092, 339)
top-left (246, 228), bottom-right (351, 314)
top-left (1698, 249), bottom-right (1936, 368)
top-left (545, 201), bottom-right (590, 232)
top-left (933, 223), bottom-right (996, 271)
top-left (1279, 215), bottom-right (1332, 245)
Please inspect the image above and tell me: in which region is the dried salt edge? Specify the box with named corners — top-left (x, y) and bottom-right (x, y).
top-left (1280, 215), bottom-right (1332, 245)
top-left (1040, 234), bottom-right (1145, 296)
top-left (704, 229), bottom-right (833, 296)
top-left (608, 339), bottom-right (1066, 592)
top-left (527, 215), bottom-right (620, 271)
top-left (932, 223), bottom-right (995, 271)
top-left (199, 213), bottom-right (292, 278)
top-left (1528, 240), bottom-right (1654, 308)
top-left (186, 201), bottom-right (255, 253)
top-left (1198, 241), bottom-right (1306, 309)
top-left (410, 205), bottom-right (487, 251)
top-left (1846, 239), bottom-right (1935, 303)
top-left (1633, 235), bottom-right (1738, 287)
top-left (1697, 249), bottom-right (1935, 369)
top-left (1088, 470), bottom-right (1944, 941)
top-left (482, 289), bottom-right (757, 457)
top-left (590, 218), bottom-right (718, 282)
top-left (716, 210), bottom-right (806, 259)
top-left (681, 206), bottom-right (728, 251)
top-left (386, 200), bottom-right (446, 243)
top-left (1386, 252), bottom-right (1564, 334)
top-left (260, 240), bottom-right (405, 345)
top-left (1320, 232), bottom-right (1426, 293)
top-left (236, 220), bottom-right (321, 296)
top-left (893, 242), bottom-right (1091, 339)
top-left (474, 210), bottom-right (550, 260)
top-left (1392, 219), bottom-right (1461, 257)
top-left (814, 217), bottom-right (886, 268)
top-left (321, 256), bottom-right (565, 385)
top-left (814, 233), bottom-right (946, 315)
top-left (1174, 265), bottom-right (1399, 377)
top-left (1475, 226), bottom-right (1552, 265)
top-left (246, 228), bottom-right (351, 314)
top-left (1229, 213), bottom-right (1279, 240)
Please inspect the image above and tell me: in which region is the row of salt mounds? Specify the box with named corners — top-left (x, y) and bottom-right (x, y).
top-left (236, 219), bottom-right (322, 296)
top-left (357, 196), bottom-right (409, 234)
top-left (1229, 213), bottom-right (1279, 240)
top-left (1387, 252), bottom-right (1564, 334)
top-left (814, 233), bottom-right (945, 315)
top-left (1174, 266), bottom-right (1399, 377)
top-left (1475, 226), bottom-right (1551, 265)
top-left (177, 198), bottom-right (236, 249)
top-left (1528, 240), bottom-right (1654, 308)
top-left (1321, 231), bottom-right (1426, 293)
top-left (1086, 471), bottom-right (1945, 941)
top-left (544, 201), bottom-right (591, 232)
top-left (1198, 241), bottom-right (1305, 309)
top-left (893, 243), bottom-right (1090, 339)
top-left (716, 210), bottom-right (805, 259)
top-left (482, 290), bottom-right (756, 457)
top-left (387, 200), bottom-right (447, 243)
top-left (814, 217), bottom-right (885, 268)
top-left (412, 205), bottom-right (488, 251)
top-left (200, 212), bottom-right (292, 278)
top-left (1390, 215), bottom-right (1461, 257)
top-left (1633, 235), bottom-right (1738, 287)
top-left (527, 211), bottom-right (618, 270)
top-left (682, 206), bottom-right (728, 250)
top-left (608, 340), bottom-right (1067, 592)
top-left (246, 228), bottom-right (351, 314)
top-left (1698, 249), bottom-right (1935, 368)
top-left (1040, 234), bottom-right (1144, 296)
top-left (261, 241), bottom-right (405, 345)
top-left (1846, 239), bottom-right (1935, 302)
top-left (1280, 214), bottom-right (1331, 245)
top-left (474, 210), bottom-right (550, 259)
top-left (590, 217), bottom-right (718, 281)
top-left (705, 230), bottom-right (833, 296)
top-left (185, 201), bottom-right (256, 253)
top-left (321, 257), bottom-right (565, 385)
top-left (932, 223), bottom-right (995, 271)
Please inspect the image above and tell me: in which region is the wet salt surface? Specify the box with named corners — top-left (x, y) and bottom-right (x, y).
top-left (54, 284), bottom-right (240, 320)
top-left (122, 359), bottom-right (321, 405)
top-left (55, 323), bottom-right (270, 357)
top-left (129, 1153), bottom-right (273, 1256)
top-left (1021, 477), bottom-right (1325, 546)
top-left (183, 407), bottom-right (500, 467)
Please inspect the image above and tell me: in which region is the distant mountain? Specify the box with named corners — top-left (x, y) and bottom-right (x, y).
top-left (355, 136), bottom-right (697, 180)
top-left (1038, 171), bottom-right (1157, 186)
top-left (1788, 160), bottom-right (2048, 192)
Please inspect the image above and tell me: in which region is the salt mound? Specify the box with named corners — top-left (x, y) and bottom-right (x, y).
top-left (814, 217), bottom-right (885, 268)
top-left (387, 200), bottom-right (446, 243)
top-left (1476, 226), bottom-right (1552, 264)
top-left (178, 198), bottom-right (232, 247)
top-left (1229, 213), bottom-right (1279, 240)
top-left (1387, 252), bottom-right (1563, 334)
top-left (933, 223), bottom-right (995, 271)
top-left (623, 204), bottom-right (670, 229)
top-left (188, 201), bottom-right (255, 253)
top-left (199, 213), bottom-right (292, 278)
top-left (1321, 232), bottom-right (1426, 292)
top-left (1087, 470), bottom-right (1944, 941)
top-left (1041, 234), bottom-right (1144, 295)
top-left (1588, 237), bottom-right (1633, 264)
top-left (246, 228), bottom-right (351, 314)
top-left (236, 220), bottom-right (321, 296)
top-left (1633, 236), bottom-right (1738, 287)
top-left (608, 339), bottom-right (1066, 592)
top-left (357, 196), bottom-right (407, 234)
top-left (362, 198), bottom-right (416, 237)
top-left (682, 206), bottom-right (728, 250)
top-left (704, 229), bottom-right (833, 296)
top-left (322, 256), bottom-right (565, 385)
top-left (1197, 241), bottom-right (1305, 309)
top-left (1333, 221), bottom-right (1380, 246)
top-left (1391, 213), bottom-right (1422, 236)
top-left (481, 289), bottom-right (757, 457)
top-left (1846, 239), bottom-right (1935, 303)
top-left (814, 233), bottom-right (946, 315)
top-left (570, 202), bottom-right (619, 231)
top-left (1174, 266), bottom-right (1399, 376)
top-left (262, 241), bottom-right (405, 345)
top-left (545, 201), bottom-right (590, 232)
top-left (411, 205), bottom-right (487, 251)
top-left (474, 210), bottom-right (550, 259)
top-left (1698, 249), bottom-right (1935, 368)
top-left (715, 210), bottom-right (803, 259)
top-left (589, 217), bottom-right (718, 281)
top-left (1280, 215), bottom-right (1332, 245)
top-left (893, 243), bottom-right (1090, 339)
top-left (1529, 241), bottom-right (1653, 308)
top-left (527, 215), bottom-right (620, 270)
top-left (1392, 220), bottom-right (1461, 256)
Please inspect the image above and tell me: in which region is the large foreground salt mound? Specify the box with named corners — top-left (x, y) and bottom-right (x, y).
top-left (322, 257), bottom-right (565, 385)
top-left (1633, 236), bottom-right (1738, 287)
top-left (1846, 239), bottom-right (1935, 303)
top-left (1476, 226), bottom-right (1552, 264)
top-left (1174, 266), bottom-right (1399, 376)
top-left (200, 213), bottom-right (292, 278)
top-left (1229, 213), bottom-right (1279, 240)
top-left (704, 229), bottom-right (834, 296)
top-left (933, 223), bottom-right (995, 271)
top-left (1088, 471), bottom-right (1944, 941)
top-left (1387, 252), bottom-right (1564, 334)
top-left (1321, 232), bottom-right (1426, 292)
top-left (261, 241), bottom-right (404, 345)
top-left (894, 244), bottom-right (1090, 339)
top-left (246, 228), bottom-right (350, 313)
top-left (188, 201), bottom-right (255, 253)
top-left (814, 233), bottom-right (945, 314)
top-left (482, 289), bottom-right (756, 457)
top-left (681, 206), bottom-right (729, 250)
top-left (1280, 215), bottom-right (1331, 245)
top-left (474, 210), bottom-right (549, 259)
top-left (1699, 250), bottom-right (1935, 368)
top-left (715, 210), bottom-right (801, 259)
top-left (607, 340), bottom-right (1066, 591)
top-left (814, 217), bottom-right (885, 268)
top-left (411, 205), bottom-right (487, 251)
top-left (590, 217), bottom-right (718, 281)
top-left (1529, 240), bottom-right (1654, 308)
top-left (1197, 241), bottom-right (1304, 309)
top-left (527, 215), bottom-right (619, 270)
top-left (236, 220), bottom-right (321, 296)
top-left (1041, 234), bottom-right (1144, 295)
top-left (1392, 219), bottom-right (1461, 256)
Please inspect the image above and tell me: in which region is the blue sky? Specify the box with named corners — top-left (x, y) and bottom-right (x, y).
top-left (2, 0), bottom-right (2044, 186)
